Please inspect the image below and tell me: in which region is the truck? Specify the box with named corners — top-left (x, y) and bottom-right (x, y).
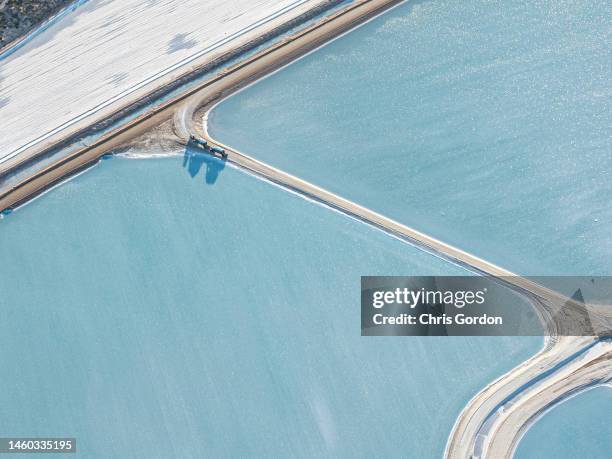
top-left (210, 145), bottom-right (227, 159)
top-left (189, 134), bottom-right (208, 149)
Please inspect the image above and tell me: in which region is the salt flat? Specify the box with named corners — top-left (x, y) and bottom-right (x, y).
top-left (0, 0), bottom-right (317, 164)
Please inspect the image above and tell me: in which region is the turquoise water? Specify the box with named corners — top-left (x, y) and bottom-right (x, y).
top-left (210, 0), bottom-right (612, 276)
top-left (516, 386), bottom-right (612, 458)
top-left (0, 154), bottom-right (540, 457)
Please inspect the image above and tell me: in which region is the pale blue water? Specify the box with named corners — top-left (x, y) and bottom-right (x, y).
top-left (516, 386), bottom-right (612, 459)
top-left (0, 154), bottom-right (540, 457)
top-left (210, 0), bottom-right (612, 276)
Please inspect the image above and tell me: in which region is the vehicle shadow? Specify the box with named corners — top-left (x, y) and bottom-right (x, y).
top-left (182, 145), bottom-right (225, 185)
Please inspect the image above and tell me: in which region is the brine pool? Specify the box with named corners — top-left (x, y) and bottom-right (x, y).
top-left (210, 0), bottom-right (612, 277)
top-left (516, 386), bottom-right (612, 459)
top-left (0, 154), bottom-right (540, 457)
